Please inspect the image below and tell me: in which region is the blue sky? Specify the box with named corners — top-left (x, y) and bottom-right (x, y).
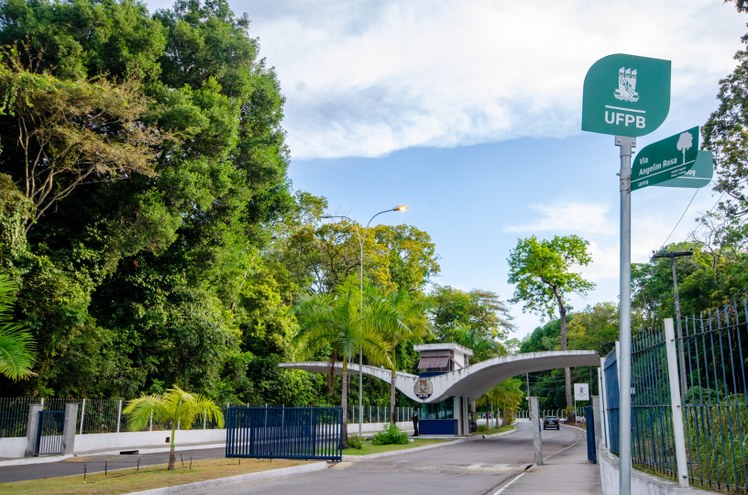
top-left (148, 0), bottom-right (747, 337)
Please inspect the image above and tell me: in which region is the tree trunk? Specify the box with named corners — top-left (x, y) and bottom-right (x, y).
top-left (470, 399), bottom-right (478, 433)
top-left (557, 297), bottom-right (573, 417)
top-left (389, 368), bottom-right (397, 424)
top-left (564, 366), bottom-right (574, 423)
top-left (341, 366), bottom-right (349, 449)
top-left (167, 425), bottom-right (176, 470)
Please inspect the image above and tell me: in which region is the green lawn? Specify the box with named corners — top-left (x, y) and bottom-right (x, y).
top-left (471, 424), bottom-right (515, 436)
top-left (343, 437), bottom-right (448, 456)
top-left (0, 458), bottom-right (310, 495)
top-left (0, 437), bottom-right (456, 495)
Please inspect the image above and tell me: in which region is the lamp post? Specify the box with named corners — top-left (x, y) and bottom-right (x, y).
top-left (651, 249), bottom-right (693, 397)
top-left (322, 204), bottom-right (407, 435)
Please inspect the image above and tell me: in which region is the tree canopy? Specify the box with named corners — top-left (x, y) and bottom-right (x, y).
top-left (508, 234), bottom-right (594, 414)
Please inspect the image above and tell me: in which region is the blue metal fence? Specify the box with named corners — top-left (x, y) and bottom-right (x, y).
top-left (601, 299), bottom-right (748, 493)
top-left (631, 328), bottom-right (678, 480)
top-left (681, 302), bottom-right (748, 493)
top-left (225, 406), bottom-right (343, 462)
top-left (603, 348), bottom-right (620, 455)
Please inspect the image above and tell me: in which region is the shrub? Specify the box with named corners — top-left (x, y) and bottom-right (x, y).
top-left (348, 435), bottom-right (364, 449)
top-left (372, 423), bottom-right (408, 445)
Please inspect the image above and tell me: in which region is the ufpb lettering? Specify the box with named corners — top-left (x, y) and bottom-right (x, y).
top-left (604, 110), bottom-right (646, 128)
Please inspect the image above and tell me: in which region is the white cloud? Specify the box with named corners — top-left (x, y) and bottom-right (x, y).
top-left (241, 0), bottom-right (746, 159)
top-left (505, 201), bottom-right (616, 237)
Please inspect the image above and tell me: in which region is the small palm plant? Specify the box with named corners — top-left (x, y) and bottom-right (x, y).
top-left (0, 273), bottom-right (35, 381)
top-left (123, 386), bottom-right (224, 470)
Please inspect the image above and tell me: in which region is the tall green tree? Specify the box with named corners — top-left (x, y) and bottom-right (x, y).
top-left (370, 287), bottom-right (430, 423)
top-left (567, 302), bottom-right (619, 356)
top-left (429, 285), bottom-right (513, 430)
top-left (0, 52), bottom-right (164, 230)
top-left (429, 286), bottom-right (513, 359)
top-left (277, 219), bottom-right (439, 296)
top-left (123, 386), bottom-right (224, 470)
top-left (293, 276), bottom-right (388, 447)
top-left (703, 1), bottom-right (748, 219)
top-left (0, 273), bottom-right (34, 380)
top-left (0, 0), bottom-right (297, 400)
top-left (507, 235), bottom-right (594, 416)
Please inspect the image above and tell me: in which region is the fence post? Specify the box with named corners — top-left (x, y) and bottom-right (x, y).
top-left (664, 318), bottom-right (689, 488)
top-left (530, 397), bottom-right (543, 465)
top-left (592, 395), bottom-right (602, 454)
top-left (79, 399), bottom-right (86, 435)
top-left (62, 403), bottom-right (78, 455)
top-left (116, 400), bottom-right (122, 434)
top-left (24, 403), bottom-right (43, 457)
top-left (598, 364), bottom-right (610, 450)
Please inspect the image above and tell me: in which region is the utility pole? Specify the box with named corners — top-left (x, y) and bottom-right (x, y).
top-left (526, 373), bottom-right (530, 401)
top-left (651, 250), bottom-right (692, 398)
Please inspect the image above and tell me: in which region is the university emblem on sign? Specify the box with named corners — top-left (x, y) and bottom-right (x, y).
top-left (414, 378), bottom-right (433, 400)
top-left (582, 53), bottom-right (670, 137)
top-left (614, 67), bottom-right (639, 103)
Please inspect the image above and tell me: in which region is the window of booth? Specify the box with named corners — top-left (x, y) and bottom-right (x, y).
top-left (419, 399), bottom-right (454, 420)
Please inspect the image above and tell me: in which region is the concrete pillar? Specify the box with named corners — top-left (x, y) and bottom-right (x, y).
top-left (592, 395), bottom-right (602, 453)
top-left (530, 397), bottom-right (543, 465)
top-left (24, 403), bottom-right (43, 457)
top-left (62, 403), bottom-right (78, 455)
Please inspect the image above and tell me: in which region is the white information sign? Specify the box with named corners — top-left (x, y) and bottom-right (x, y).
top-left (574, 383), bottom-right (590, 401)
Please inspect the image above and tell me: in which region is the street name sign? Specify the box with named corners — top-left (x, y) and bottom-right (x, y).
top-left (631, 126), bottom-right (699, 191)
top-left (657, 150), bottom-right (713, 189)
top-left (582, 54), bottom-right (671, 137)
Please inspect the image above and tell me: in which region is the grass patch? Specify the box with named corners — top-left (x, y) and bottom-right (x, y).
top-left (0, 457), bottom-right (311, 495)
top-left (471, 424), bottom-right (515, 436)
top-left (343, 437), bottom-right (448, 456)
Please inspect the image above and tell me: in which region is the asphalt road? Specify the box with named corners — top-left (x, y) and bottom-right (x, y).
top-left (187, 422), bottom-right (585, 495)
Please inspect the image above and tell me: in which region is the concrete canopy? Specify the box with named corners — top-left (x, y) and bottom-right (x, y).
top-left (280, 350), bottom-right (600, 403)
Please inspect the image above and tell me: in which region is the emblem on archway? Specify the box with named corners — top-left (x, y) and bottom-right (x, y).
top-left (414, 378), bottom-right (433, 399)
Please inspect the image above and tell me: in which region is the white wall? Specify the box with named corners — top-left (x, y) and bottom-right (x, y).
top-left (0, 437), bottom-right (26, 458)
top-left (0, 421), bottom-right (414, 459)
top-left (598, 444), bottom-right (714, 495)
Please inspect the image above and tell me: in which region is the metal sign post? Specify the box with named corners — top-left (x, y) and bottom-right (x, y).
top-left (616, 135), bottom-right (635, 495)
top-left (584, 53), bottom-right (670, 495)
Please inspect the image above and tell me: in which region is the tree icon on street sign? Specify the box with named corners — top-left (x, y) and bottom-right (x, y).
top-left (676, 131), bottom-right (693, 165)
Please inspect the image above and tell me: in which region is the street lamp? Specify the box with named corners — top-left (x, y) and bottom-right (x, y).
top-left (322, 204), bottom-right (408, 435)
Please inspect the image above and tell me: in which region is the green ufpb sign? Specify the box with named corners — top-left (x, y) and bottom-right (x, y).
top-left (582, 54), bottom-right (671, 137)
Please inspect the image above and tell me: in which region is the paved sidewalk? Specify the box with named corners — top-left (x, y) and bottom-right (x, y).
top-left (496, 432), bottom-right (601, 494)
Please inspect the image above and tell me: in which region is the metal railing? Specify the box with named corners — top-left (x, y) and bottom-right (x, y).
top-left (0, 397), bottom-right (31, 437)
top-left (347, 405), bottom-right (412, 424)
top-left (600, 299), bottom-right (748, 494)
top-left (0, 399), bottom-right (416, 438)
top-left (514, 407), bottom-right (587, 422)
top-left (681, 302), bottom-right (747, 493)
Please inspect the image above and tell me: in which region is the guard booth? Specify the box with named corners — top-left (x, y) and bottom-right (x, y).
top-left (413, 343), bottom-right (472, 436)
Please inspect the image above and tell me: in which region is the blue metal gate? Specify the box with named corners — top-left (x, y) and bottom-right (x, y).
top-left (226, 407), bottom-right (343, 462)
top-left (585, 405), bottom-right (596, 463)
top-left (603, 350), bottom-right (620, 455)
top-left (35, 410), bottom-right (65, 456)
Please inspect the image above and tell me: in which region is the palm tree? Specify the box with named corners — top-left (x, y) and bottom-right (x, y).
top-left (370, 287), bottom-right (430, 424)
top-left (293, 276), bottom-right (388, 448)
top-left (123, 386), bottom-right (224, 470)
top-left (0, 274), bottom-right (35, 381)
top-left (477, 378), bottom-right (525, 428)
